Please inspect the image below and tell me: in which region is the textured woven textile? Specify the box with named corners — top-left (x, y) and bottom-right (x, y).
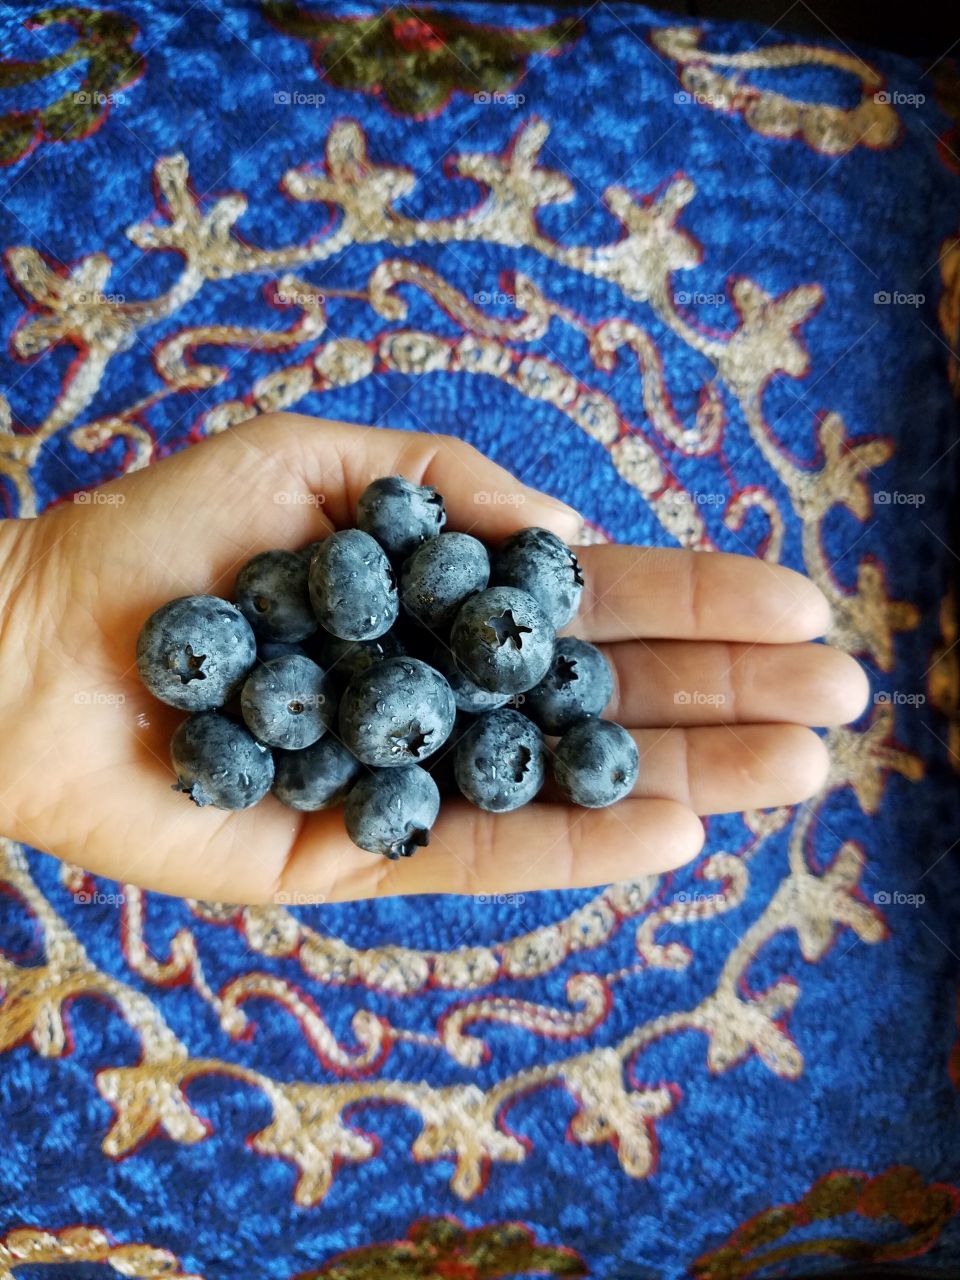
top-left (1, 3), bottom-right (960, 1277)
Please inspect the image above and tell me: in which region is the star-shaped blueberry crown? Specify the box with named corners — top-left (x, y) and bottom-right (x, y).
top-left (388, 720), bottom-right (433, 759)
top-left (555, 655), bottom-right (579, 686)
top-left (570, 553), bottom-right (585, 586)
top-left (485, 609), bottom-right (532, 650)
top-left (169, 644), bottom-right (207, 684)
top-left (510, 745), bottom-right (532, 782)
top-left (388, 827), bottom-right (431, 859)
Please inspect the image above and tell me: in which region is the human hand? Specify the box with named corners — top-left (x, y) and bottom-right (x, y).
top-left (0, 413), bottom-right (868, 904)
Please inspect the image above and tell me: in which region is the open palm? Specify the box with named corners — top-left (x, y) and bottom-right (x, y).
top-left (0, 413), bottom-right (868, 904)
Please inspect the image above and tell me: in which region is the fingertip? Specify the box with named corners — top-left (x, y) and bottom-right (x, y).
top-left (785, 567), bottom-right (832, 637)
top-left (605, 797), bottom-right (705, 876)
top-left (822, 650), bottom-right (872, 724)
top-left (522, 490), bottom-right (584, 544)
top-left (667, 802), bottom-right (707, 868)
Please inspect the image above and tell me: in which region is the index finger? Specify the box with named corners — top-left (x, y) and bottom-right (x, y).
top-left (248, 413), bottom-right (583, 545)
top-left (565, 545), bottom-right (831, 643)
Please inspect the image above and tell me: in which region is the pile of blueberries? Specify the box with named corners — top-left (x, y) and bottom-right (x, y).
top-left (136, 477), bottom-right (639, 859)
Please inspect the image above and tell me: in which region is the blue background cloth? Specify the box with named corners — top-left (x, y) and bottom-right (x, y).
top-left (1, 3), bottom-right (959, 1277)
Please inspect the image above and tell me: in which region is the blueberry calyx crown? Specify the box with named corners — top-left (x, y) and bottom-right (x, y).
top-left (484, 609), bottom-right (532, 650)
top-left (169, 644), bottom-right (207, 684)
top-left (555, 655), bottom-right (578, 685)
top-left (388, 826), bottom-right (431, 859)
top-left (388, 720), bottom-right (433, 760)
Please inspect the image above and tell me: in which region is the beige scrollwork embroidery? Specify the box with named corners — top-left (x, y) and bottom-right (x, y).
top-left (651, 26), bottom-right (900, 154)
top-left (0, 1226), bottom-right (201, 1280)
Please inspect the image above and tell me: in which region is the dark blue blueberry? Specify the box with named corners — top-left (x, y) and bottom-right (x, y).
top-left (298, 539), bottom-right (324, 564)
top-left (137, 595), bottom-right (257, 711)
top-left (344, 765), bottom-right (440, 858)
top-left (235, 549), bottom-right (316, 643)
top-left (272, 737), bottom-right (363, 811)
top-left (257, 639), bottom-right (307, 663)
top-left (308, 529), bottom-right (399, 641)
top-left (170, 711), bottom-right (274, 809)
top-left (454, 708), bottom-right (545, 812)
top-left (553, 719), bottom-right (638, 808)
top-left (315, 629), bottom-right (405, 695)
top-left (357, 475), bottom-right (446, 560)
top-left (450, 586), bottom-right (555, 695)
top-left (429, 642), bottom-right (509, 714)
top-left (240, 655), bottom-right (333, 749)
top-left (524, 637), bottom-right (614, 734)
top-left (491, 527), bottom-right (584, 628)
top-left (400, 532), bottom-right (490, 630)
top-left (338, 657), bottom-right (456, 767)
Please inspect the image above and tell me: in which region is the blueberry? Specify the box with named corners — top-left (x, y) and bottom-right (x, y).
top-left (429, 642), bottom-right (509, 714)
top-left (257, 639), bottom-right (307, 663)
top-left (524, 638), bottom-right (614, 734)
top-left (344, 765), bottom-right (440, 858)
top-left (450, 586), bottom-right (555, 695)
top-left (454, 708), bottom-right (545, 812)
top-left (137, 595), bottom-right (257, 711)
top-left (308, 529), bottom-right (399, 641)
top-left (240, 655), bottom-right (333, 749)
top-left (357, 475), bottom-right (446, 560)
top-left (235, 549), bottom-right (316, 643)
top-left (491, 527), bottom-right (584, 628)
top-left (273, 737), bottom-right (362, 811)
top-left (315, 629), bottom-right (405, 695)
top-left (400, 532), bottom-right (490, 630)
top-left (298, 539), bottom-right (324, 564)
top-left (338, 657), bottom-right (456, 767)
top-left (170, 711), bottom-right (274, 809)
top-left (553, 719), bottom-right (638, 808)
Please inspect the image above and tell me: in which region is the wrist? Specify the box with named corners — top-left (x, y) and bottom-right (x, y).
top-left (0, 516), bottom-right (43, 844)
top-left (0, 514), bottom-right (36, 637)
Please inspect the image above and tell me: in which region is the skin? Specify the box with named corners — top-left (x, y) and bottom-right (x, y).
top-left (0, 411), bottom-right (870, 905)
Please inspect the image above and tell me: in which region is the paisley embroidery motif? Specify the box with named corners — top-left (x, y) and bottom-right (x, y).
top-left (651, 25), bottom-right (899, 154)
top-left (0, 6), bottom-right (143, 165)
top-left (263, 2), bottom-right (583, 117)
top-left (692, 1167), bottom-right (960, 1277)
top-left (0, 1226), bottom-right (200, 1279)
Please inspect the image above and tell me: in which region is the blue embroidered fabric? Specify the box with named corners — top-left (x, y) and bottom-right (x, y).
top-left (1, 3), bottom-right (959, 1277)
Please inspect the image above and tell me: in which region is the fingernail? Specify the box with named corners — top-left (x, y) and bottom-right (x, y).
top-left (540, 492), bottom-right (581, 521)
